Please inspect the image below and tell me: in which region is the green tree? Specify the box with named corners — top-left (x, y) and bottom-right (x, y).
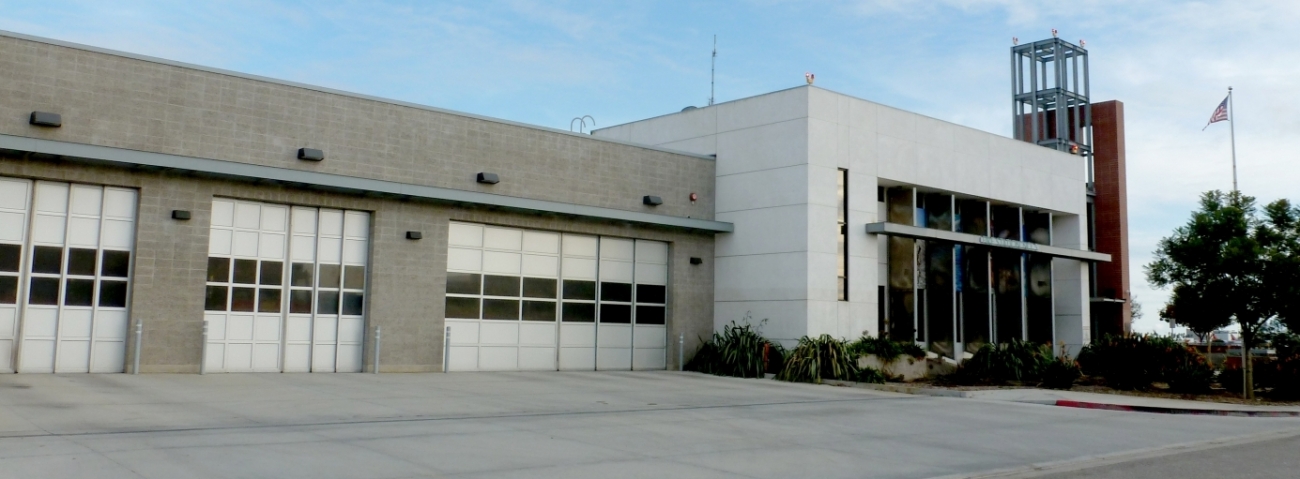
top-left (1256, 199), bottom-right (1300, 335)
top-left (1158, 284), bottom-right (1231, 356)
top-left (1147, 191), bottom-right (1300, 399)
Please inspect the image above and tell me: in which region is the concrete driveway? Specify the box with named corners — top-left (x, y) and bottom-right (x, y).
top-left (0, 371), bottom-right (1296, 478)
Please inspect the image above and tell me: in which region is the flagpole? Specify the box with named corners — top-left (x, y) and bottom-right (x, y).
top-left (1229, 86), bottom-right (1237, 192)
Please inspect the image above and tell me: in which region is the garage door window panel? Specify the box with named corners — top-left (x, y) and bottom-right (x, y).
top-left (8, 181), bottom-right (138, 373)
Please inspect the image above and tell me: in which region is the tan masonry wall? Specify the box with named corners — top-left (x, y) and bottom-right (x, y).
top-left (0, 34), bottom-right (716, 221)
top-left (0, 156), bottom-right (715, 373)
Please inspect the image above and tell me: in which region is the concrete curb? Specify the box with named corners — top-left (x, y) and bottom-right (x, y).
top-left (821, 379), bottom-right (980, 398)
top-left (1051, 399), bottom-right (1300, 418)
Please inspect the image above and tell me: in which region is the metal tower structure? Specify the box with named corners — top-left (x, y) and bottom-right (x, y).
top-left (1012, 37), bottom-right (1092, 184)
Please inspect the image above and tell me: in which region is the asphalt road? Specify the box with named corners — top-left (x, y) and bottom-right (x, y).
top-left (0, 371), bottom-right (1296, 478)
top-left (1034, 433), bottom-right (1300, 479)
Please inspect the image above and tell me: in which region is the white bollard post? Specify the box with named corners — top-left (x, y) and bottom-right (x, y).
top-left (373, 326), bottom-right (381, 374)
top-left (443, 326), bottom-right (452, 373)
top-left (679, 332), bottom-right (685, 371)
top-left (132, 319), bottom-right (143, 375)
top-left (200, 319), bottom-right (208, 375)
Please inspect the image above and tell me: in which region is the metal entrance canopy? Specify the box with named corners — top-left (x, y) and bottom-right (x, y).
top-left (865, 222), bottom-right (1111, 262)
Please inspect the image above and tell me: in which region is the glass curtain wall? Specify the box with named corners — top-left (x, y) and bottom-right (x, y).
top-left (884, 192), bottom-right (1055, 351)
top-left (921, 193), bottom-right (954, 357)
top-left (991, 205), bottom-right (1023, 343)
top-left (1024, 211), bottom-right (1054, 344)
top-left (957, 199), bottom-right (990, 352)
top-left (885, 187), bottom-right (915, 341)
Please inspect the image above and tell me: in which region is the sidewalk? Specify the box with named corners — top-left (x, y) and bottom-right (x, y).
top-left (828, 381), bottom-right (1300, 417)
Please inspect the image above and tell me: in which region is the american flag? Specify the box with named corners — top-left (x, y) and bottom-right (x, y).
top-left (1203, 96), bottom-right (1229, 130)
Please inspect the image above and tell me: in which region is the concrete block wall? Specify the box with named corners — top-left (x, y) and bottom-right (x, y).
top-left (0, 32), bottom-right (715, 222)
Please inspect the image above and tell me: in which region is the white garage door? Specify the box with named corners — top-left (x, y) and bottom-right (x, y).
top-left (0, 178), bottom-right (137, 373)
top-left (204, 199), bottom-right (369, 373)
top-left (444, 222), bottom-right (667, 372)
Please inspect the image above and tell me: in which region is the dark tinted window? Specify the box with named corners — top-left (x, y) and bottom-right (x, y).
top-left (446, 273), bottom-right (481, 295)
top-left (483, 275), bottom-right (519, 297)
top-left (204, 286), bottom-right (227, 311)
top-left (318, 264), bottom-right (341, 288)
top-left (445, 297), bottom-right (480, 319)
top-left (0, 276), bottom-right (17, 304)
top-left (562, 280), bottom-right (596, 300)
top-left (99, 280), bottom-right (128, 307)
top-left (522, 301), bottom-right (556, 321)
top-left (561, 303), bottom-right (595, 322)
top-left (232, 259), bottom-right (257, 284)
top-left (207, 257), bottom-right (230, 282)
top-left (0, 244), bottom-right (19, 272)
top-left (101, 250), bottom-right (131, 277)
top-left (522, 278), bottom-right (557, 298)
top-left (317, 291), bottom-right (340, 314)
top-left (600, 282), bottom-right (632, 302)
top-left (636, 305), bottom-right (666, 325)
top-left (230, 287), bottom-right (256, 312)
top-left (64, 278), bottom-right (95, 306)
top-left (29, 277), bottom-right (60, 305)
top-left (258, 289), bottom-right (281, 313)
top-left (342, 292), bottom-right (364, 315)
top-left (344, 266), bottom-right (365, 289)
top-left (599, 304), bottom-right (631, 323)
top-left (482, 299), bottom-right (519, 320)
top-left (289, 290), bottom-right (312, 314)
top-left (636, 284), bottom-right (666, 304)
top-left (259, 261), bottom-right (283, 286)
top-left (291, 263), bottom-right (313, 287)
top-left (32, 246), bottom-right (62, 274)
top-left (67, 248), bottom-right (97, 276)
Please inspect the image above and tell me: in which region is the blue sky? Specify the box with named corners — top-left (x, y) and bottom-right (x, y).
top-left (4, 1), bottom-right (1298, 334)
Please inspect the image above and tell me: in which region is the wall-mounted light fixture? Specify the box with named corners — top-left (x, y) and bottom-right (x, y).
top-left (643, 195), bottom-right (663, 206)
top-left (297, 148), bottom-right (325, 161)
top-left (171, 210), bottom-right (192, 220)
top-left (689, 257), bottom-right (703, 265)
top-left (406, 231), bottom-right (423, 240)
top-left (476, 172), bottom-right (500, 184)
top-left (29, 111), bottom-right (62, 127)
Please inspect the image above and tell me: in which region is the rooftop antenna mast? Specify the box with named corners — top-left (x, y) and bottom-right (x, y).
top-left (709, 35), bottom-right (716, 106)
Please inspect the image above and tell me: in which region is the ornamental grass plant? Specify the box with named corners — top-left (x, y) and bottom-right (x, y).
top-left (776, 335), bottom-right (858, 384)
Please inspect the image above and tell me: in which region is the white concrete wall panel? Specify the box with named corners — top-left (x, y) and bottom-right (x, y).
top-left (714, 120), bottom-right (809, 176)
top-left (714, 252), bottom-right (808, 302)
top-left (715, 165), bottom-right (808, 213)
top-left (714, 206), bottom-right (809, 258)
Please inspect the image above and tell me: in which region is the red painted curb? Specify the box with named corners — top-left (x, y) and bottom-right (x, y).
top-left (1054, 399), bottom-right (1300, 418)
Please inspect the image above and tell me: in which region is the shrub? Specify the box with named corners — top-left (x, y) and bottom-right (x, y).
top-left (1166, 351), bottom-right (1215, 394)
top-left (1078, 334), bottom-right (1211, 391)
top-left (959, 340), bottom-right (1053, 385)
top-left (1040, 355), bottom-right (1082, 390)
top-left (1268, 354), bottom-right (1300, 399)
top-left (848, 336), bottom-right (925, 360)
top-left (776, 335), bottom-right (858, 383)
top-left (1222, 355), bottom-right (1300, 398)
top-left (685, 321), bottom-right (781, 378)
top-left (1272, 333), bottom-right (1300, 359)
top-left (855, 366), bottom-right (887, 384)
top-left (1219, 362), bottom-right (1244, 392)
